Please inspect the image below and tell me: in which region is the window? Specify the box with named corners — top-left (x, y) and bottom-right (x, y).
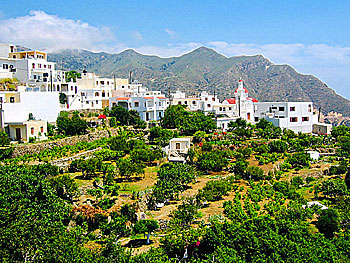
top-left (272, 106), bottom-right (277, 110)
top-left (3, 64), bottom-right (8, 69)
top-left (102, 91), bottom-right (106, 97)
top-left (38, 64), bottom-right (41, 68)
top-left (192, 101), bottom-right (196, 105)
top-left (178, 101), bottom-right (182, 105)
top-left (184, 101), bottom-right (188, 105)
top-left (159, 112), bottom-right (162, 118)
top-left (290, 117), bottom-right (298, 122)
top-left (219, 107), bottom-right (222, 111)
top-left (48, 65), bottom-right (51, 69)
top-left (279, 107), bottom-right (285, 111)
top-left (107, 81), bottom-right (109, 85)
top-left (159, 102), bottom-right (162, 106)
top-left (31, 127), bottom-right (34, 135)
top-left (290, 106), bottom-right (296, 111)
top-left (40, 126), bottom-right (44, 133)
top-left (212, 97), bottom-right (215, 101)
top-left (96, 81), bottom-right (99, 85)
top-left (308, 104), bottom-right (312, 112)
top-left (100, 81), bottom-right (105, 85)
top-left (229, 107), bottom-right (232, 110)
top-left (86, 101), bottom-right (89, 104)
top-left (205, 98), bottom-right (208, 101)
top-left (176, 143), bottom-right (181, 150)
top-left (10, 97), bottom-right (15, 103)
top-left (32, 63), bottom-right (35, 69)
top-left (302, 117), bottom-right (309, 122)
top-left (134, 102), bottom-right (139, 107)
top-left (44, 64), bottom-right (47, 68)
top-left (96, 100), bottom-right (98, 104)
top-left (122, 85), bottom-right (125, 89)
top-left (223, 107), bottom-right (226, 111)
top-left (95, 92), bottom-right (99, 97)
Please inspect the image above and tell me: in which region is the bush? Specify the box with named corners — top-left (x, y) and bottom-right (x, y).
top-left (197, 179), bottom-right (232, 202)
top-left (269, 140), bottom-right (288, 153)
top-left (197, 150), bottom-right (229, 172)
top-left (286, 152), bottom-right (310, 169)
top-left (245, 166), bottom-right (265, 181)
top-left (0, 131), bottom-right (10, 146)
top-left (316, 208), bottom-right (340, 238)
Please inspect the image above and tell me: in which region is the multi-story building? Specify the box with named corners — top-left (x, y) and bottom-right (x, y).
top-left (0, 43), bottom-right (65, 92)
top-left (0, 90), bottom-right (60, 123)
top-left (254, 102), bottom-right (314, 133)
top-left (109, 93), bottom-right (168, 122)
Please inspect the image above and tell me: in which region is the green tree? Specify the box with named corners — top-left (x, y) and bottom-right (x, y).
top-left (197, 150), bottom-right (229, 172)
top-left (160, 105), bottom-right (187, 129)
top-left (0, 131), bottom-right (10, 146)
top-left (316, 208), bottom-right (341, 238)
top-left (133, 219), bottom-right (159, 244)
top-left (65, 70), bottom-right (81, 82)
top-left (321, 178), bottom-right (348, 198)
top-left (245, 166), bottom-right (265, 181)
top-left (56, 114), bottom-right (87, 136)
top-left (59, 93), bottom-right (67, 104)
top-left (117, 157), bottom-right (144, 180)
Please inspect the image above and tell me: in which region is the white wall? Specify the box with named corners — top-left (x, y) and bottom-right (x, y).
top-left (3, 92), bottom-right (60, 123)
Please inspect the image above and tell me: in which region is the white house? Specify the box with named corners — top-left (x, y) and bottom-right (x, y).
top-left (0, 91), bottom-right (60, 123)
top-left (109, 93), bottom-right (168, 121)
top-left (7, 119), bottom-right (48, 142)
top-left (167, 137), bottom-right (191, 162)
top-left (0, 43), bottom-right (65, 92)
top-left (254, 102), bottom-right (314, 133)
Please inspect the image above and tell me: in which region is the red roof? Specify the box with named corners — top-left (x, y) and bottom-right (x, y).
top-left (225, 99), bottom-right (236, 104)
top-left (247, 97), bottom-right (259, 103)
top-left (116, 97), bottom-right (130, 101)
top-left (98, 114), bottom-right (106, 119)
top-left (157, 96), bottom-right (166, 99)
top-left (143, 96), bottom-right (154, 100)
top-left (234, 87), bottom-right (248, 93)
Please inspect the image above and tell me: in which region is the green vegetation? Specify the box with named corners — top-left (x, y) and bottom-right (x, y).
top-left (1, 111), bottom-right (350, 262)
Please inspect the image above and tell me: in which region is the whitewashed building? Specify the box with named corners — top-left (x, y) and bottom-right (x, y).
top-left (254, 102), bottom-right (314, 133)
top-left (0, 43), bottom-right (65, 92)
top-left (0, 91), bottom-right (60, 123)
top-left (109, 92), bottom-right (168, 121)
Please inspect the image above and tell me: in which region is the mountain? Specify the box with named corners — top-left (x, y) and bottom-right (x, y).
top-left (48, 47), bottom-right (350, 116)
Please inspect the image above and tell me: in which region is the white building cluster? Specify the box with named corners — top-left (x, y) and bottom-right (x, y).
top-left (0, 42), bottom-right (331, 142)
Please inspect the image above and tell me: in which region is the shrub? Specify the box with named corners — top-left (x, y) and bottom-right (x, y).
top-left (197, 179), bottom-right (232, 202)
top-left (197, 150), bottom-right (229, 172)
top-left (245, 166), bottom-right (265, 181)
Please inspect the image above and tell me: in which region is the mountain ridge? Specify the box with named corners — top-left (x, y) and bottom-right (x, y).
top-left (48, 47), bottom-right (350, 116)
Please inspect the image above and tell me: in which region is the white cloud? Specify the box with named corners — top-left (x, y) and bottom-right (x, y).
top-left (1, 10), bottom-right (350, 98)
top-left (134, 42), bottom-right (202, 57)
top-left (165, 28), bottom-right (176, 39)
top-left (131, 31), bottom-right (143, 41)
top-left (207, 41), bottom-right (350, 66)
top-left (0, 10), bottom-right (115, 52)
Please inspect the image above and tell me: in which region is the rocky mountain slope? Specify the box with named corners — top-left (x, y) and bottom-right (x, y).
top-left (48, 47), bottom-right (350, 116)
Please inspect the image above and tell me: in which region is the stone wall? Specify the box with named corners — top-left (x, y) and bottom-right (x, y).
top-left (12, 129), bottom-right (120, 157)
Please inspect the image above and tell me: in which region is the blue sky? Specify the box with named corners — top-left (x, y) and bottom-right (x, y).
top-left (1, 0), bottom-right (350, 100)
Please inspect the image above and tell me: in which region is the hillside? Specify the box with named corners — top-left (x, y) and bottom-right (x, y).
top-left (48, 47), bottom-right (350, 116)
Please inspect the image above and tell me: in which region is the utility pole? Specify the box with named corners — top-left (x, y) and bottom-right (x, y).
top-left (50, 70), bottom-right (53, 92)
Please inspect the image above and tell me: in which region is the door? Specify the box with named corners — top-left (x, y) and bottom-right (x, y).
top-left (15, 128), bottom-right (21, 141)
